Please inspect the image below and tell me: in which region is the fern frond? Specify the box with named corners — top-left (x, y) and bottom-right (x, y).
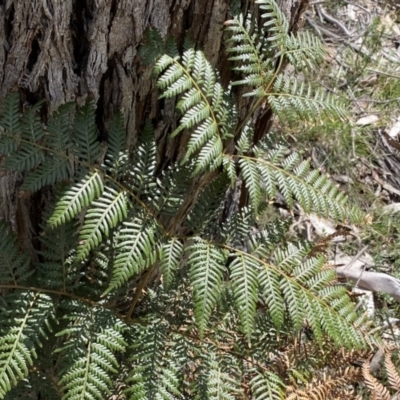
top-left (236, 151), bottom-right (362, 222)
top-left (20, 101), bottom-right (45, 142)
top-left (384, 352), bottom-right (400, 391)
top-left (0, 292), bottom-right (55, 399)
top-left (21, 157), bottom-right (73, 192)
top-left (239, 157), bottom-right (262, 212)
top-left (229, 252), bottom-right (260, 337)
top-left (188, 239), bottom-right (228, 334)
top-left (38, 213), bottom-right (79, 291)
top-left (57, 302), bottom-right (127, 400)
top-left (222, 155), bottom-right (236, 187)
top-left (4, 369), bottom-right (60, 400)
top-left (221, 206), bottom-right (256, 246)
top-left (362, 360), bottom-right (391, 400)
top-left (139, 28), bottom-right (165, 65)
top-left (158, 163), bottom-right (193, 216)
top-left (106, 213), bottom-right (159, 292)
top-left (0, 221), bottom-right (32, 285)
top-left (0, 92), bottom-right (21, 135)
top-left (3, 143), bottom-right (45, 172)
top-left (155, 49), bottom-right (230, 173)
top-left (127, 122), bottom-right (157, 197)
top-left (284, 31), bottom-right (326, 71)
top-left (73, 101), bottom-right (101, 164)
top-left (77, 185), bottom-right (128, 260)
top-left (3, 102), bottom-right (46, 172)
top-left (250, 370), bottom-right (285, 400)
top-left (47, 102), bottom-right (74, 151)
top-left (104, 111), bottom-right (128, 178)
top-left (258, 267), bottom-right (285, 330)
top-left (48, 171), bottom-right (104, 228)
top-left (126, 320), bottom-right (180, 400)
top-left (256, 0), bottom-right (289, 50)
top-left (186, 173), bottom-right (228, 235)
top-left (194, 353), bottom-right (239, 400)
top-left (270, 75), bottom-right (347, 122)
top-left (159, 238), bottom-right (183, 289)
top-left (225, 13), bottom-right (274, 93)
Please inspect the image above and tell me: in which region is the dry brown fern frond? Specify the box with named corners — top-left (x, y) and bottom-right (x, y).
top-left (285, 366), bottom-right (362, 400)
top-left (384, 352), bottom-right (400, 393)
top-left (362, 359), bottom-right (391, 400)
top-left (271, 336), bottom-right (372, 385)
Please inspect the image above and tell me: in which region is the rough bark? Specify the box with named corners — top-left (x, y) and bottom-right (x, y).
top-left (0, 0), bottom-right (308, 240)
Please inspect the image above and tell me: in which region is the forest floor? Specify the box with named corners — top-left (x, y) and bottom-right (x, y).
top-left (281, 2), bottom-right (400, 397)
top-left (285, 0), bottom-right (400, 304)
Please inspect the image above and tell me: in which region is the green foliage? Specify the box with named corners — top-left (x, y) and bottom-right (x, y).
top-left (0, 1), bottom-right (371, 399)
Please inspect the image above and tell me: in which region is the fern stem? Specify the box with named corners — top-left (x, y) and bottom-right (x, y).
top-left (0, 284), bottom-right (125, 319)
top-left (233, 96), bottom-right (266, 138)
top-left (166, 170), bottom-right (220, 236)
top-left (125, 264), bottom-right (156, 321)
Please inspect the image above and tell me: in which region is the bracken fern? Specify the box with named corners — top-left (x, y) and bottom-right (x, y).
top-left (0, 1), bottom-right (372, 399)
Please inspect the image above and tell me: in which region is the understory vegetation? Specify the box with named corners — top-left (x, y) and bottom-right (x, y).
top-left (0, 0), bottom-right (400, 399)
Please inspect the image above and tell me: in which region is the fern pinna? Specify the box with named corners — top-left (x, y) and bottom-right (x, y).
top-left (0, 1), bottom-right (369, 399)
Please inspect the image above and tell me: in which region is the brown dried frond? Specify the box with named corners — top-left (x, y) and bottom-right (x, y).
top-left (383, 352), bottom-right (400, 394)
top-left (285, 366), bottom-right (362, 400)
top-left (272, 337), bottom-right (371, 382)
top-left (362, 360), bottom-right (391, 400)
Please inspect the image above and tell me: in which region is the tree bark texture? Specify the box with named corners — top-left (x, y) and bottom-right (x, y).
top-left (0, 0), bottom-right (308, 242)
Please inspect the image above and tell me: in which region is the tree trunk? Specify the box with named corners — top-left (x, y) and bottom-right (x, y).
top-left (0, 0), bottom-right (308, 243)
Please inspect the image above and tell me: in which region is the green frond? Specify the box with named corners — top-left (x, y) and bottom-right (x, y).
top-left (48, 171), bottom-right (104, 228)
top-left (106, 213), bottom-right (159, 292)
top-left (222, 155), bottom-right (236, 187)
top-left (256, 0), bottom-right (289, 49)
top-left (229, 252), bottom-right (260, 337)
top-left (56, 303), bottom-right (127, 400)
top-left (159, 238), bottom-right (183, 289)
top-left (0, 135), bottom-right (18, 154)
top-left (38, 213), bottom-right (79, 291)
top-left (284, 31), bottom-right (326, 71)
top-left (270, 74), bottom-right (347, 122)
top-left (194, 353), bottom-right (239, 400)
top-left (0, 292), bottom-right (55, 399)
top-left (3, 100), bottom-right (46, 172)
top-left (225, 13), bottom-right (274, 91)
top-left (127, 122), bottom-right (157, 197)
top-left (0, 92), bottom-right (21, 135)
top-left (47, 102), bottom-right (74, 151)
top-left (3, 143), bottom-right (45, 172)
top-left (73, 101), bottom-right (101, 164)
top-left (4, 369), bottom-right (60, 400)
top-left (126, 320), bottom-right (180, 400)
top-left (77, 185), bottom-right (128, 260)
top-left (21, 157), bottom-right (73, 192)
top-left (20, 101), bottom-right (45, 142)
top-left (186, 173), bottom-right (228, 235)
top-left (221, 206), bottom-right (255, 246)
top-left (139, 28), bottom-right (165, 65)
top-left (104, 111), bottom-right (128, 178)
top-left (258, 268), bottom-right (285, 330)
top-left (271, 243), bottom-right (364, 346)
top-left (0, 221), bottom-right (32, 285)
top-left (158, 163), bottom-right (193, 216)
top-left (236, 124), bottom-right (254, 154)
top-left (188, 239), bottom-right (228, 334)
top-left (155, 49), bottom-right (230, 173)
top-left (250, 370), bottom-right (284, 400)
top-left (239, 157), bottom-right (262, 212)
top-left (236, 151), bottom-right (360, 221)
